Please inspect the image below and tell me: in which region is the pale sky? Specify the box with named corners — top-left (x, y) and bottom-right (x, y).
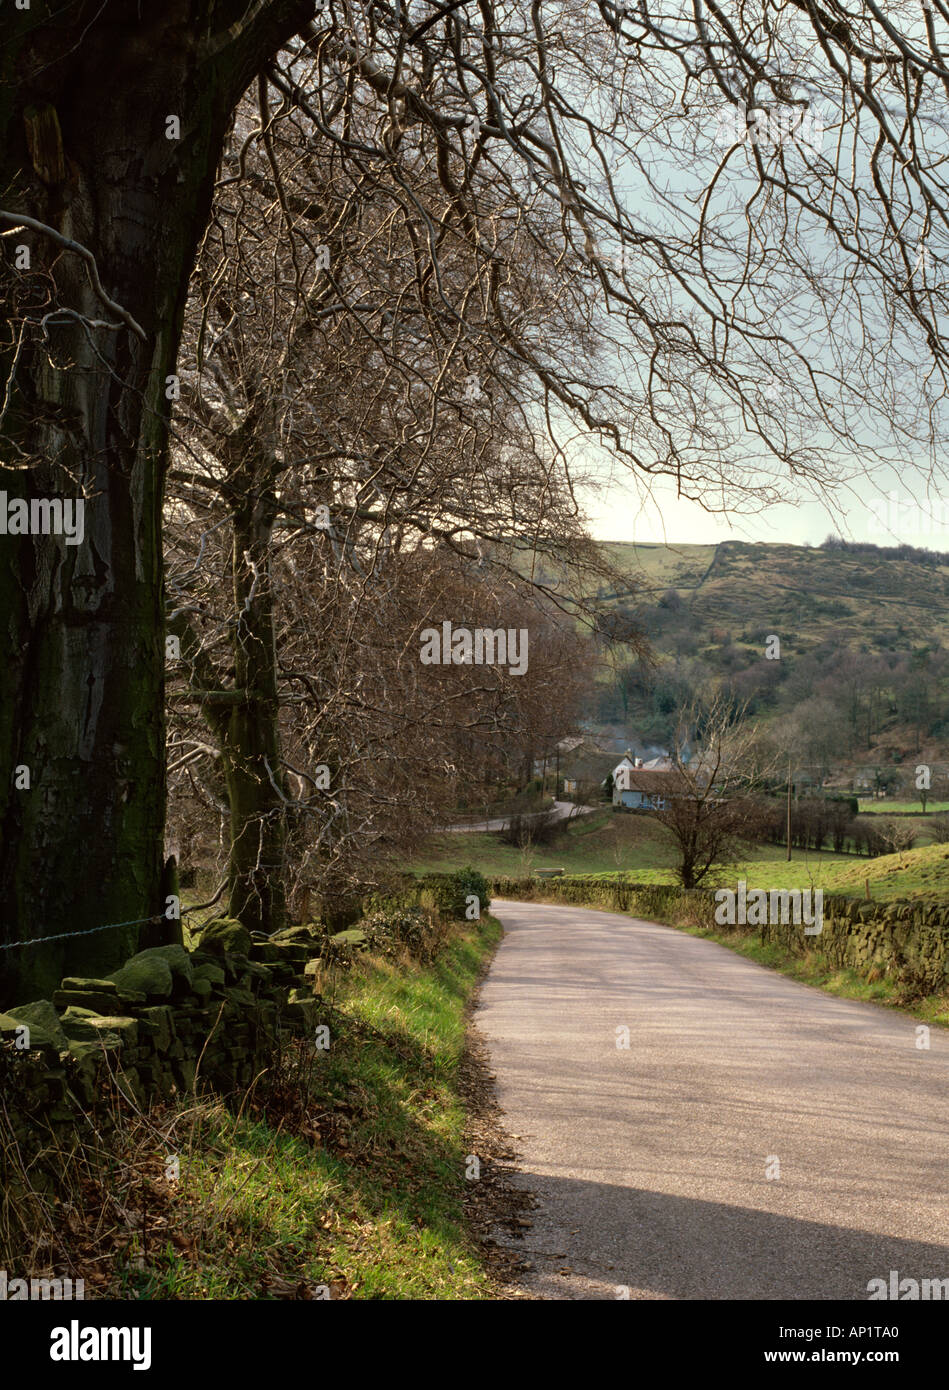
top-left (581, 470), bottom-right (949, 550)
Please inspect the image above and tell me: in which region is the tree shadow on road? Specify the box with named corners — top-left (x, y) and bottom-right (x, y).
top-left (497, 1173), bottom-right (949, 1300)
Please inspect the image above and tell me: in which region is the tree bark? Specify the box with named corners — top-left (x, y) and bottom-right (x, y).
top-left (0, 1), bottom-right (310, 1002)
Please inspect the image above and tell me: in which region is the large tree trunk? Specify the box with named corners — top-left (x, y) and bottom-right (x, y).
top-left (0, 1), bottom-right (308, 1003)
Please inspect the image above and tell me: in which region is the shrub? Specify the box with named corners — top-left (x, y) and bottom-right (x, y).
top-left (874, 818), bottom-right (918, 856)
top-left (927, 816), bottom-right (949, 844)
top-left (362, 868), bottom-right (490, 924)
top-left (499, 809), bottom-right (561, 847)
top-left (852, 816), bottom-right (886, 857)
top-left (358, 906), bottom-right (431, 958)
top-left (423, 866), bottom-right (491, 919)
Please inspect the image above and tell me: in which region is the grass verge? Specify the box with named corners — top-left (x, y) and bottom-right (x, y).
top-left (141, 914), bottom-right (504, 1299)
top-left (5, 915), bottom-right (506, 1300)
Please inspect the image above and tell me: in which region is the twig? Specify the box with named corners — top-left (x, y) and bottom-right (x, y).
top-left (0, 209), bottom-right (147, 341)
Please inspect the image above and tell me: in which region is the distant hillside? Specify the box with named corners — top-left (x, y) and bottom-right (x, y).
top-left (602, 539), bottom-right (949, 648)
top-left (580, 538), bottom-right (949, 783)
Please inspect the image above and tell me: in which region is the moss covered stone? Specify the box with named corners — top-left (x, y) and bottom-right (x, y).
top-left (53, 987), bottom-right (127, 1013)
top-left (108, 955), bottom-right (172, 998)
top-left (5, 999), bottom-right (69, 1052)
top-left (60, 1011), bottom-right (138, 1049)
top-left (192, 962), bottom-right (226, 987)
top-left (106, 944), bottom-right (193, 999)
top-left (271, 924), bottom-right (321, 945)
top-left (136, 1005), bottom-right (175, 1050)
top-left (195, 917), bottom-right (252, 957)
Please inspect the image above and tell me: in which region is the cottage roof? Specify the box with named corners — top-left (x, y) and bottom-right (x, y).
top-left (564, 751), bottom-right (619, 783)
top-left (620, 769), bottom-right (684, 794)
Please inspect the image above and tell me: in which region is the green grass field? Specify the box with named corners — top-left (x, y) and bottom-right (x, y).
top-left (406, 808), bottom-right (678, 878)
top-left (405, 808), bottom-right (949, 902)
top-left (405, 809), bottom-right (855, 884)
top-left (824, 840), bottom-right (949, 900)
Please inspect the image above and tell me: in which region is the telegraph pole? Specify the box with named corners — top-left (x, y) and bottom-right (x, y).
top-left (786, 754), bottom-right (792, 862)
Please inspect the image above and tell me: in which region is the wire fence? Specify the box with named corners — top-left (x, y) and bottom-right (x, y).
top-left (0, 907), bottom-right (202, 953)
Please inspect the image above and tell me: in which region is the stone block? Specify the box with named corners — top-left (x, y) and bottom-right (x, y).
top-left (5, 999), bottom-right (69, 1052)
top-left (194, 917), bottom-right (252, 957)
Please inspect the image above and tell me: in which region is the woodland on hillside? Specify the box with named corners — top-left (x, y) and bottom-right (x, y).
top-left (593, 539), bottom-right (949, 783)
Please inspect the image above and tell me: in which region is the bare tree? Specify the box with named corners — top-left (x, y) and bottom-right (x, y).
top-left (163, 89), bottom-right (603, 929)
top-left (654, 693), bottom-right (772, 889)
top-left (7, 2), bottom-right (949, 996)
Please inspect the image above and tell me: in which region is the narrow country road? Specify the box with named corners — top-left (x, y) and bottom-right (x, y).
top-left (476, 899), bottom-right (949, 1300)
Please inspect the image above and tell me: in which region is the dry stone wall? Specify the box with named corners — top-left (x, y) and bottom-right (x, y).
top-left (0, 868), bottom-right (487, 1138)
top-left (0, 918), bottom-right (325, 1132)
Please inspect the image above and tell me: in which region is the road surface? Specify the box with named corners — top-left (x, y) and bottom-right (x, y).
top-left (438, 800), bottom-right (594, 833)
top-left (476, 899), bottom-right (949, 1300)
